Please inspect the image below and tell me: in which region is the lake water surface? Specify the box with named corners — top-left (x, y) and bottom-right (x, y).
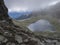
top-left (28, 19), bottom-right (55, 32)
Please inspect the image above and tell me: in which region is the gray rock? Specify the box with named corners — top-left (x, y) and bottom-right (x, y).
top-left (0, 35), bottom-right (5, 42)
top-left (15, 35), bottom-right (23, 43)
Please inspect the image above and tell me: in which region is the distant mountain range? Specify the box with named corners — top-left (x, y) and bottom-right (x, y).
top-left (8, 11), bottom-right (32, 20)
top-left (29, 2), bottom-right (60, 20)
top-left (9, 2), bottom-right (60, 20)
top-left (40, 2), bottom-right (60, 18)
top-left (47, 2), bottom-right (60, 18)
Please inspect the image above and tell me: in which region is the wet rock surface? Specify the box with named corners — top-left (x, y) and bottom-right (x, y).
top-left (0, 0), bottom-right (60, 45)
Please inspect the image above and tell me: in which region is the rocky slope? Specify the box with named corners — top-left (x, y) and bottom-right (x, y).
top-left (0, 0), bottom-right (60, 45)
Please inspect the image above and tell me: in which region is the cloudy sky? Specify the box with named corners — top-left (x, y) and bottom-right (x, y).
top-left (4, 0), bottom-right (60, 12)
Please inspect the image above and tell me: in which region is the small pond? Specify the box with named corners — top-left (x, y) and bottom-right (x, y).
top-left (28, 19), bottom-right (55, 32)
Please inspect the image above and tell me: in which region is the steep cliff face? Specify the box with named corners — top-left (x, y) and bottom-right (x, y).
top-left (0, 0), bottom-right (8, 19)
top-left (0, 0), bottom-right (13, 24)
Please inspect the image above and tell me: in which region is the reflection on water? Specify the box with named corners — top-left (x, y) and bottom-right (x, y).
top-left (28, 19), bottom-right (55, 32)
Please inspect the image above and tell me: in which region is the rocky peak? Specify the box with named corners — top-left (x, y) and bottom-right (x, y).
top-left (0, 0), bottom-right (12, 23)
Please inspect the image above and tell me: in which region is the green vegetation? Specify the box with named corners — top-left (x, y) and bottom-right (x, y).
top-left (12, 15), bottom-right (60, 37)
top-left (13, 15), bottom-right (60, 31)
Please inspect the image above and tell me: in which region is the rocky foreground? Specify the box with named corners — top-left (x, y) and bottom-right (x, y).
top-left (0, 0), bottom-right (60, 45)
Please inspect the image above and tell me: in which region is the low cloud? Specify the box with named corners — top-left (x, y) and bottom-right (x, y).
top-left (4, 0), bottom-right (60, 12)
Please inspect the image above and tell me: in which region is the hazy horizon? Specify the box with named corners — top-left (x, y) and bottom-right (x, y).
top-left (4, 0), bottom-right (60, 12)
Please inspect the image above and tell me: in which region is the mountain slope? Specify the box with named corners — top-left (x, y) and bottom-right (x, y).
top-left (9, 12), bottom-right (32, 20)
top-left (41, 2), bottom-right (60, 18)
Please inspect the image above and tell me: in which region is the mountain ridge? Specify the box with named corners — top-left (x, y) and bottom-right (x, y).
top-left (8, 11), bottom-right (32, 20)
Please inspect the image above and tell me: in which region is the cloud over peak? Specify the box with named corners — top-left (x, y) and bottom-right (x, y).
top-left (4, 0), bottom-right (60, 12)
